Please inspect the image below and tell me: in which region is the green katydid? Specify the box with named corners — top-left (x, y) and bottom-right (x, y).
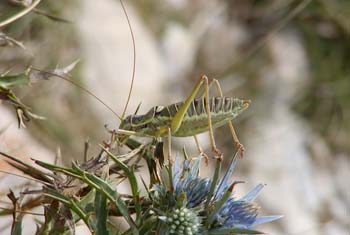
top-left (117, 74), bottom-right (250, 160)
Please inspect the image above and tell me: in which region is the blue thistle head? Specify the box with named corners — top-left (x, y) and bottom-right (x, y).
top-left (150, 153), bottom-right (282, 234)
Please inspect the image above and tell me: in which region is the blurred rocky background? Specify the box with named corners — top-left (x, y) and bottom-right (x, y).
top-left (0, 0), bottom-right (349, 234)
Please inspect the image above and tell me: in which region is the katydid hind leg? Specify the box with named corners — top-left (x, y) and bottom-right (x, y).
top-left (171, 75), bottom-right (223, 159)
top-left (211, 79), bottom-right (246, 157)
top-left (228, 122), bottom-right (245, 157)
top-left (193, 135), bottom-right (209, 165)
top-left (202, 76), bottom-right (223, 159)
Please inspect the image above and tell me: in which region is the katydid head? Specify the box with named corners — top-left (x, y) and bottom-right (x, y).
top-left (117, 106), bottom-right (162, 143)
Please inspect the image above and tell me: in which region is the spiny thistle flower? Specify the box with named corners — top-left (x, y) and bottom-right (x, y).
top-left (150, 152), bottom-right (282, 234)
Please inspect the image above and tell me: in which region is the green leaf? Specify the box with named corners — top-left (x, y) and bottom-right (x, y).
top-left (95, 177), bottom-right (109, 235)
top-left (102, 146), bottom-right (142, 225)
top-left (205, 157), bottom-right (222, 211)
top-left (72, 162), bottom-right (138, 232)
top-left (79, 189), bottom-right (96, 216)
top-left (0, 73), bottom-right (28, 88)
top-left (37, 201), bottom-right (59, 235)
top-left (33, 159), bottom-right (83, 179)
top-left (138, 217), bottom-right (157, 235)
top-left (11, 215), bottom-right (23, 235)
top-left (44, 188), bottom-right (95, 232)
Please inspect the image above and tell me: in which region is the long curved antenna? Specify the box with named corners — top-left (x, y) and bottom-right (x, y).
top-left (119, 0), bottom-right (136, 120)
top-left (0, 0), bottom-right (42, 28)
top-left (29, 67), bottom-right (122, 120)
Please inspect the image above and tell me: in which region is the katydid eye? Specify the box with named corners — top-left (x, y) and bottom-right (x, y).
top-left (140, 123), bottom-right (149, 129)
top-left (130, 115), bottom-right (144, 125)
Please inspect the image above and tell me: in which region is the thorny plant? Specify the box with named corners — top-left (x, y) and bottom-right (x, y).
top-left (0, 0), bottom-right (286, 234)
top-left (0, 141), bottom-right (282, 235)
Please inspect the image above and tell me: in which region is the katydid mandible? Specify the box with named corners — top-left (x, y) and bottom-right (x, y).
top-left (117, 75), bottom-right (250, 159)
